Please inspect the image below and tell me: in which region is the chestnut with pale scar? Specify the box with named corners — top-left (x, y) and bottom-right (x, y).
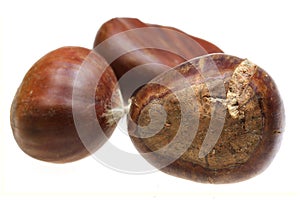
top-left (128, 54), bottom-right (284, 184)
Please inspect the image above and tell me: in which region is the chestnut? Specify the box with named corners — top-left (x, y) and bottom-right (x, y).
top-left (10, 47), bottom-right (121, 163)
top-left (93, 18), bottom-right (223, 100)
top-left (128, 54), bottom-right (284, 183)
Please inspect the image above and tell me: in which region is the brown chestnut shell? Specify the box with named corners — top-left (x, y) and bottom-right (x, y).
top-left (11, 47), bottom-right (120, 163)
top-left (93, 18), bottom-right (223, 100)
top-left (128, 54), bottom-right (284, 183)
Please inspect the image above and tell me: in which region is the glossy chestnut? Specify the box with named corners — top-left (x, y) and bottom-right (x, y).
top-left (93, 18), bottom-right (223, 100)
top-left (11, 47), bottom-right (121, 163)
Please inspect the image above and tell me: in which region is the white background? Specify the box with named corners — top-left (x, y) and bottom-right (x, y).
top-left (1, 0), bottom-right (299, 199)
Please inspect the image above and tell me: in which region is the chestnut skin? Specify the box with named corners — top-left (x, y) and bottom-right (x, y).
top-left (94, 18), bottom-right (223, 80)
top-left (11, 47), bottom-right (120, 163)
top-left (128, 54), bottom-right (284, 183)
top-left (93, 18), bottom-right (223, 100)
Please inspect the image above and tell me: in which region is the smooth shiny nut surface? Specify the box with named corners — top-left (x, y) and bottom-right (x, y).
top-left (11, 46), bottom-right (120, 163)
top-left (94, 18), bottom-right (223, 100)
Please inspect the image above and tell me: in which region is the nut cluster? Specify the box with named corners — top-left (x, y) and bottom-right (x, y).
top-left (10, 18), bottom-right (284, 183)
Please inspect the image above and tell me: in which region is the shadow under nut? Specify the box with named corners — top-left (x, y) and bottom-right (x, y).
top-left (128, 54), bottom-right (284, 184)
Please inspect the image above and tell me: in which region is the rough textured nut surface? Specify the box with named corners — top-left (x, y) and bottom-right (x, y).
top-left (10, 47), bottom-right (120, 163)
top-left (128, 54), bottom-right (284, 184)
